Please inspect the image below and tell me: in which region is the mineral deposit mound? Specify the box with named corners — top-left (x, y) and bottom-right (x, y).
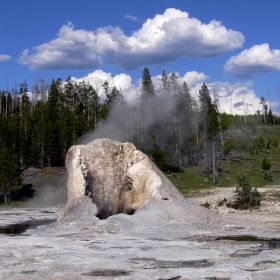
top-left (58, 139), bottom-right (216, 233)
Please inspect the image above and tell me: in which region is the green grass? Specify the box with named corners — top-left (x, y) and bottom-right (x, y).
top-left (167, 125), bottom-right (280, 197)
top-left (165, 166), bottom-right (213, 196)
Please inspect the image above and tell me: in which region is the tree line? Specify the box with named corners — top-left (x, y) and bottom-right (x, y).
top-left (0, 77), bottom-right (111, 168)
top-left (0, 68), bottom-right (279, 201)
top-left (95, 68), bottom-right (220, 174)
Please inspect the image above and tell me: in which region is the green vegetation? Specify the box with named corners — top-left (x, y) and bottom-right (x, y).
top-left (262, 157), bottom-right (271, 170)
top-left (1, 67), bottom-right (280, 203)
top-left (235, 175), bottom-right (261, 207)
top-left (0, 78), bottom-right (109, 168)
top-left (264, 173), bottom-right (273, 181)
top-left (166, 125), bottom-right (280, 197)
top-left (0, 145), bottom-right (22, 203)
top-left (201, 201), bottom-right (211, 208)
top-left (217, 198), bottom-right (228, 206)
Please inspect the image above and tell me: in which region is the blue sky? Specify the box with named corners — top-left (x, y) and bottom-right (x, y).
top-left (1, 0), bottom-right (280, 114)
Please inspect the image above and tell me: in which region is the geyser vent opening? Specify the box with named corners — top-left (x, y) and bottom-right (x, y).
top-left (84, 172), bottom-right (137, 220)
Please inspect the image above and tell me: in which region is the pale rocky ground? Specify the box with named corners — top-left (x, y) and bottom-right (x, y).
top-left (0, 139), bottom-right (280, 280)
top-left (0, 190), bottom-right (280, 280)
top-left (188, 186), bottom-right (280, 215)
top-left (188, 186), bottom-right (280, 239)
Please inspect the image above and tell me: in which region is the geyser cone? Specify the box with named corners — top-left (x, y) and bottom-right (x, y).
top-left (58, 139), bottom-right (215, 231)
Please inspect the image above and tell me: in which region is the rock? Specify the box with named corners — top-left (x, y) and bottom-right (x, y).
top-left (58, 138), bottom-right (216, 234)
top-left (58, 196), bottom-right (99, 224)
top-left (228, 150), bottom-right (241, 158)
top-left (21, 168), bottom-right (42, 177)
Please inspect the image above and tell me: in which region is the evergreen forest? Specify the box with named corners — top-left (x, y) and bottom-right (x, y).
top-left (1, 68), bottom-right (279, 200)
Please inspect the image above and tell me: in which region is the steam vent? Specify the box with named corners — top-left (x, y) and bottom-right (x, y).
top-left (58, 138), bottom-right (216, 233)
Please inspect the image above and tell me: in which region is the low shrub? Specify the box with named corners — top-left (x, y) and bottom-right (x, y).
top-left (201, 201), bottom-right (211, 208)
top-left (235, 175), bottom-right (261, 207)
top-left (264, 173), bottom-right (273, 181)
top-left (151, 144), bottom-right (184, 173)
top-left (217, 198), bottom-right (228, 206)
top-left (217, 200), bottom-right (224, 206)
top-left (223, 137), bottom-right (258, 155)
top-left (261, 157), bottom-right (271, 170)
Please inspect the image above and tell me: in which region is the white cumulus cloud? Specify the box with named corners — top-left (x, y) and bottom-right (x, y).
top-left (181, 71), bottom-right (209, 89)
top-left (225, 43), bottom-right (280, 78)
top-left (19, 22), bottom-right (103, 70)
top-left (210, 81), bottom-right (262, 114)
top-left (71, 70), bottom-right (138, 104)
top-left (0, 54), bottom-right (12, 62)
top-left (18, 8), bottom-right (244, 71)
top-left (125, 14), bottom-right (140, 21)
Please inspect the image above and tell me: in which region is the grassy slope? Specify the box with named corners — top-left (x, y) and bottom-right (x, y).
top-left (166, 125), bottom-right (280, 197)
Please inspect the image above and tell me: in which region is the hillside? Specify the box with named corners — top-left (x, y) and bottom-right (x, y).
top-left (166, 125), bottom-right (280, 197)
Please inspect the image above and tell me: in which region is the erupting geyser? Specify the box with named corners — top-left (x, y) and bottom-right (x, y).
top-left (58, 138), bottom-right (214, 231)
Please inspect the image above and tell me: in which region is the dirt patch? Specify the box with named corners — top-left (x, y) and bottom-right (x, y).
top-left (187, 186), bottom-right (280, 236)
top-left (188, 186), bottom-right (280, 215)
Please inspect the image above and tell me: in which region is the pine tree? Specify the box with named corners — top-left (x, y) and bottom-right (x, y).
top-left (19, 81), bottom-right (31, 166)
top-left (30, 101), bottom-right (47, 167)
top-left (0, 144), bottom-right (22, 203)
top-left (261, 157), bottom-right (271, 170)
top-left (199, 83), bottom-right (212, 164)
top-left (267, 107), bottom-right (274, 125)
top-left (259, 96), bottom-right (268, 125)
top-left (158, 70), bottom-right (170, 96)
top-left (140, 67), bottom-right (155, 102)
top-left (235, 175), bottom-right (261, 206)
top-left (198, 83), bottom-right (219, 183)
top-left (45, 79), bottom-right (63, 166)
top-left (169, 72), bottom-right (180, 163)
top-left (176, 81), bottom-right (195, 166)
top-left (199, 83), bottom-right (212, 117)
